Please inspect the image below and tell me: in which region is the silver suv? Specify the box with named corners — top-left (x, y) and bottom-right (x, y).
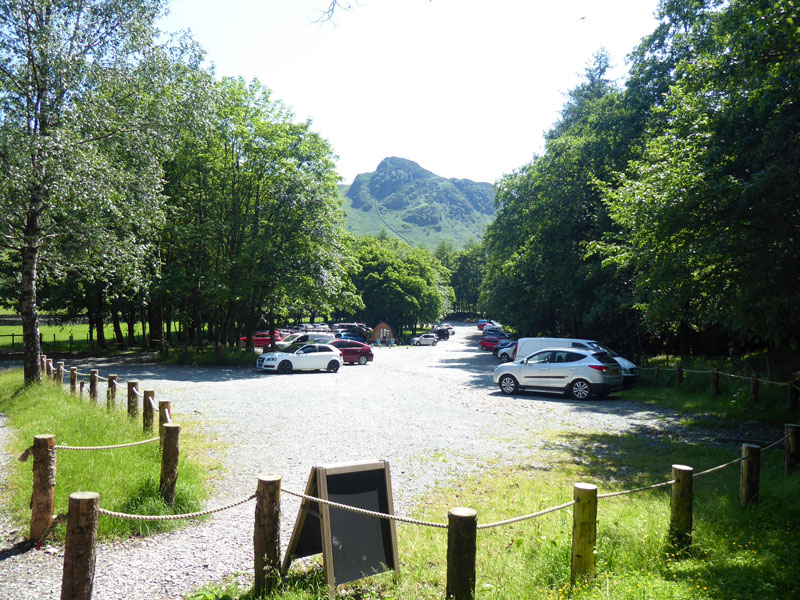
top-left (492, 347), bottom-right (623, 399)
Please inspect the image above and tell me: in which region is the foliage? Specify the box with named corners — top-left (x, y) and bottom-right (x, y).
top-left (597, 0), bottom-right (800, 350)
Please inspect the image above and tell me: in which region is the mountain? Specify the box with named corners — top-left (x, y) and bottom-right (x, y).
top-left (338, 157), bottom-right (495, 249)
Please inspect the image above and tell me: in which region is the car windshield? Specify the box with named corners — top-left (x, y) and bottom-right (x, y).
top-left (282, 333), bottom-right (302, 343)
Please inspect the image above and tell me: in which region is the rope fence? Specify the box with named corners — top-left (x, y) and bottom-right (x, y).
top-left (41, 423), bottom-right (798, 600)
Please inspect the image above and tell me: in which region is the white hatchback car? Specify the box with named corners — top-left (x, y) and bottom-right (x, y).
top-left (412, 333), bottom-right (439, 346)
top-left (256, 343), bottom-right (343, 374)
top-left (492, 347), bottom-right (623, 399)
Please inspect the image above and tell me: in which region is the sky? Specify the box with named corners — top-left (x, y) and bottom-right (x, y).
top-left (159, 0), bottom-right (662, 185)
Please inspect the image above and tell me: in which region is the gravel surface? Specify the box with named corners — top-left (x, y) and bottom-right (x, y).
top-left (0, 323), bottom-right (772, 599)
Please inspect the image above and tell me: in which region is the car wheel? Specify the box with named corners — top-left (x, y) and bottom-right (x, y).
top-left (277, 360), bottom-right (292, 374)
top-left (499, 374), bottom-right (518, 395)
top-left (357, 355), bottom-right (368, 365)
top-left (415, 341), bottom-right (421, 346)
top-left (500, 354), bottom-right (510, 363)
top-left (327, 360), bottom-right (340, 373)
top-left (569, 379), bottom-right (591, 400)
top-left (433, 340), bottom-right (437, 345)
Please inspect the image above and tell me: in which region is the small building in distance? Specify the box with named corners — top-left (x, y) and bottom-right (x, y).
top-left (370, 322), bottom-right (395, 345)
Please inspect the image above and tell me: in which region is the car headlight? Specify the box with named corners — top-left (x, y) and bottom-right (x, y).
top-left (266, 357), bottom-right (276, 361)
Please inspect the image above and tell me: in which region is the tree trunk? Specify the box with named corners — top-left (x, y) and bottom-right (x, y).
top-left (95, 291), bottom-right (107, 349)
top-left (21, 234), bottom-right (42, 385)
top-left (111, 308), bottom-right (125, 348)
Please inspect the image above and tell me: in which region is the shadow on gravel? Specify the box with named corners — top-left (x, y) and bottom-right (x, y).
top-left (0, 539), bottom-right (34, 562)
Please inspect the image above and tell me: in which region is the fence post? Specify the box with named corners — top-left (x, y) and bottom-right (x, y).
top-left (30, 434), bottom-right (57, 541)
top-left (740, 444), bottom-right (761, 507)
top-left (160, 423), bottom-right (180, 505)
top-left (254, 474), bottom-right (282, 596)
top-left (749, 375), bottom-right (759, 407)
top-left (789, 374), bottom-right (799, 413)
top-left (571, 483), bottom-right (597, 583)
top-left (40, 354), bottom-right (47, 372)
top-left (107, 375), bottom-right (117, 409)
top-left (676, 366), bottom-right (683, 387)
top-left (70, 368), bottom-right (77, 394)
top-left (711, 369), bottom-right (719, 396)
top-left (142, 390), bottom-right (155, 434)
top-left (46, 358), bottom-right (54, 378)
top-left (784, 424), bottom-right (798, 476)
top-left (56, 361), bottom-right (65, 384)
top-left (61, 491), bottom-right (99, 600)
top-left (654, 365), bottom-right (660, 380)
top-left (446, 507), bottom-right (477, 600)
top-left (89, 370), bottom-right (98, 403)
top-left (127, 381), bottom-right (139, 419)
top-left (158, 400), bottom-right (172, 442)
top-left (669, 464), bottom-right (693, 550)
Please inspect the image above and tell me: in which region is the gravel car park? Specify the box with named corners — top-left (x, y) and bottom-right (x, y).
top-left (0, 323), bottom-right (722, 600)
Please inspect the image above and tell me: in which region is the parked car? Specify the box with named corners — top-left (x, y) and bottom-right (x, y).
top-left (433, 327), bottom-right (450, 340)
top-left (412, 333), bottom-right (439, 346)
top-left (492, 339), bottom-right (516, 356)
top-left (256, 343), bottom-right (343, 374)
top-left (493, 347), bottom-right (623, 399)
top-left (477, 319), bottom-right (491, 330)
top-left (276, 332), bottom-right (335, 350)
top-left (513, 337), bottom-right (638, 387)
top-left (482, 326), bottom-right (510, 338)
top-left (437, 323), bottom-right (455, 335)
top-left (241, 330), bottom-right (284, 348)
top-left (497, 341), bottom-right (517, 362)
top-left (330, 339), bottom-right (374, 365)
top-left (480, 335), bottom-right (503, 351)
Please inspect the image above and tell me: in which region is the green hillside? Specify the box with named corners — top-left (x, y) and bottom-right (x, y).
top-left (338, 157), bottom-right (495, 249)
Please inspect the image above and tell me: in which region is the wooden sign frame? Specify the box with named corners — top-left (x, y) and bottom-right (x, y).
top-left (282, 460), bottom-right (400, 597)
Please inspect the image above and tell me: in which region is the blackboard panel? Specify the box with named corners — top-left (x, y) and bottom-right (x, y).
top-left (325, 468), bottom-right (396, 585)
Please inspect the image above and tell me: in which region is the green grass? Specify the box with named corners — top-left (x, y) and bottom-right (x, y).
top-left (621, 363), bottom-right (796, 424)
top-left (0, 369), bottom-right (208, 539)
top-left (186, 427), bottom-right (799, 599)
top-left (0, 322), bottom-right (147, 352)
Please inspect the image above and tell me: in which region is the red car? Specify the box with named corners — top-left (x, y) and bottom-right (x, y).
top-left (241, 331), bottom-right (284, 348)
top-left (330, 339), bottom-right (374, 365)
top-left (480, 335), bottom-right (502, 351)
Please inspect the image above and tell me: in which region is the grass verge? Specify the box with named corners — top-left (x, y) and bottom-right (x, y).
top-left (0, 369), bottom-right (208, 539)
top-left (186, 427), bottom-right (799, 599)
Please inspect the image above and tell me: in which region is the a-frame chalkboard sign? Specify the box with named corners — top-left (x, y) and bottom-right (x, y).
top-left (282, 460), bottom-right (400, 597)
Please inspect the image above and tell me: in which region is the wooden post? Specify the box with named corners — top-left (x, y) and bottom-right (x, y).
top-left (61, 491), bottom-right (99, 600)
top-left (571, 483), bottom-right (597, 583)
top-left (785, 424), bottom-right (799, 476)
top-left (127, 381), bottom-right (139, 419)
top-left (40, 354), bottom-right (47, 371)
top-left (30, 434), bottom-right (57, 541)
top-left (107, 375), bottom-right (117, 409)
top-left (142, 390), bottom-right (155, 434)
top-left (158, 399), bottom-right (172, 442)
top-left (740, 444), bottom-right (761, 507)
top-left (79, 381), bottom-right (85, 396)
top-left (46, 358), bottom-right (53, 378)
top-left (446, 507), bottom-right (477, 600)
top-left (789, 374), bottom-right (799, 413)
top-left (70, 367), bottom-right (77, 394)
top-left (711, 369), bottom-right (719, 396)
top-left (56, 361), bottom-right (65, 383)
top-left (254, 475), bottom-right (282, 596)
top-left (89, 370), bottom-right (98, 402)
top-left (676, 366), bottom-right (683, 387)
top-left (669, 465), bottom-right (693, 550)
top-left (654, 365), bottom-right (660, 380)
top-left (749, 375), bottom-right (759, 407)
top-left (160, 423), bottom-right (180, 505)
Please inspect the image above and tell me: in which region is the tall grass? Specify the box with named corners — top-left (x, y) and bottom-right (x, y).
top-left (0, 370), bottom-right (207, 539)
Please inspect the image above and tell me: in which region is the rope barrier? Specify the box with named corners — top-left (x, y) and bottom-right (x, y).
top-left (283, 488), bottom-right (449, 529)
top-left (693, 455), bottom-right (746, 477)
top-left (131, 386), bottom-right (143, 398)
top-left (682, 369), bottom-right (714, 374)
top-left (98, 494), bottom-right (257, 521)
top-left (762, 432), bottom-right (791, 452)
top-left (164, 408), bottom-right (172, 424)
top-left (55, 437), bottom-right (160, 451)
top-left (35, 513), bottom-right (68, 549)
top-left (477, 500), bottom-right (575, 529)
top-left (597, 479), bottom-right (674, 499)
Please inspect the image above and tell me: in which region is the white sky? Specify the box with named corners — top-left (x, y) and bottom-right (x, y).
top-left (160, 0), bottom-right (662, 185)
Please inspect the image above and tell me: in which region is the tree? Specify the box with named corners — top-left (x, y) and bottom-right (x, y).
top-left (0, 0), bottom-right (183, 383)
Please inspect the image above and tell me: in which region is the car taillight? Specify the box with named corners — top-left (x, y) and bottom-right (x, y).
top-left (589, 365), bottom-right (609, 372)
